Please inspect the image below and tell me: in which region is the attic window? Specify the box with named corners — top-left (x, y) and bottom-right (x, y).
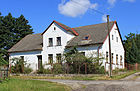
top-left (83, 35), bottom-right (90, 40)
top-left (54, 27), bottom-right (56, 30)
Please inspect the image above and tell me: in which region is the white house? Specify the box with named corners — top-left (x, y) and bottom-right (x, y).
top-left (8, 20), bottom-right (125, 71)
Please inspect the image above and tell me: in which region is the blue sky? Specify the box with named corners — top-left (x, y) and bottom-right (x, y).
top-left (0, 0), bottom-right (140, 39)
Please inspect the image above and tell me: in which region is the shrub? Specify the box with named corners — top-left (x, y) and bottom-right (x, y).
top-left (24, 66), bottom-right (33, 74)
top-left (53, 64), bottom-right (64, 74)
top-left (112, 68), bottom-right (120, 74)
top-left (10, 57), bottom-right (25, 73)
top-left (37, 66), bottom-right (51, 74)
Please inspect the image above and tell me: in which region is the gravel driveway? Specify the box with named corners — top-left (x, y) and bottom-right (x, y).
top-left (34, 72), bottom-right (140, 91)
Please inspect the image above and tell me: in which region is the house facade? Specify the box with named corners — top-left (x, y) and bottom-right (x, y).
top-left (8, 20), bottom-right (125, 71)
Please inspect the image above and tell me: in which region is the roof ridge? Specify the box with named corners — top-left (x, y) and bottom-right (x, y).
top-left (73, 21), bottom-right (115, 29)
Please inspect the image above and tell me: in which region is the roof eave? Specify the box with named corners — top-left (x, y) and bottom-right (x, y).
top-left (66, 42), bottom-right (103, 48)
top-left (8, 49), bottom-right (42, 53)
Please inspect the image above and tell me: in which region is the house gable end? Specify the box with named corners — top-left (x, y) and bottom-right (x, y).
top-left (41, 20), bottom-right (79, 36)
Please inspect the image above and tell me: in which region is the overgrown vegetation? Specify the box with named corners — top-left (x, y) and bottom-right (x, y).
top-left (37, 47), bottom-right (105, 74)
top-left (11, 70), bottom-right (139, 81)
top-left (10, 57), bottom-right (32, 74)
top-left (0, 78), bottom-right (70, 91)
top-left (0, 54), bottom-right (8, 66)
top-left (62, 47), bottom-right (105, 74)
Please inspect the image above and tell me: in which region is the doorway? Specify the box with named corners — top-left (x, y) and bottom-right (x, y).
top-left (37, 55), bottom-right (42, 70)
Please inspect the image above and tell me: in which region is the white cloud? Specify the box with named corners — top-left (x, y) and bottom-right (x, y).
top-left (58, 0), bottom-right (98, 17)
top-left (108, 0), bottom-right (116, 5)
top-left (102, 15), bottom-right (107, 22)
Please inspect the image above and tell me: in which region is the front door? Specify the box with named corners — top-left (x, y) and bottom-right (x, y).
top-left (37, 55), bottom-right (42, 70)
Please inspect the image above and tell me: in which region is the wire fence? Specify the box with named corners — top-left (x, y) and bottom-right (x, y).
top-left (0, 65), bottom-right (9, 80)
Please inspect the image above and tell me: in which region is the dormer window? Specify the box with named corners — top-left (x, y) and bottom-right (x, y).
top-left (83, 35), bottom-right (90, 40)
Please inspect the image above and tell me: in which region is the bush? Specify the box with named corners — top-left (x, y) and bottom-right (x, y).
top-left (37, 66), bottom-right (51, 74)
top-left (24, 66), bottom-right (33, 74)
top-left (53, 64), bottom-right (64, 74)
top-left (112, 68), bottom-right (120, 74)
top-left (10, 57), bottom-right (25, 73)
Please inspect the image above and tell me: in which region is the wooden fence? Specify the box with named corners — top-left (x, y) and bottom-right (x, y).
top-left (0, 66), bottom-right (9, 80)
top-left (125, 63), bottom-right (140, 70)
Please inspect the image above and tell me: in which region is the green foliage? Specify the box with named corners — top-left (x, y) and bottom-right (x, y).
top-left (0, 78), bottom-right (70, 91)
top-left (0, 54), bottom-right (8, 66)
top-left (85, 57), bottom-right (105, 74)
top-left (23, 65), bottom-right (33, 74)
top-left (0, 12), bottom-right (33, 60)
top-left (53, 64), bottom-right (64, 74)
top-left (37, 66), bottom-right (51, 74)
top-left (11, 57), bottom-right (32, 74)
top-left (124, 33), bottom-right (140, 64)
top-left (11, 57), bottom-right (25, 73)
top-left (63, 47), bottom-right (105, 74)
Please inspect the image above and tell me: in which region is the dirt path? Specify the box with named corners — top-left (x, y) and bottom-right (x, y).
top-left (120, 72), bottom-right (140, 81)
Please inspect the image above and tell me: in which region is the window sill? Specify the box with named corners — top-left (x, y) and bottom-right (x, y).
top-left (55, 45), bottom-right (62, 46)
top-left (48, 46), bottom-right (53, 47)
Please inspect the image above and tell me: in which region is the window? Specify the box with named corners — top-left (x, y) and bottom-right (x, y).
top-left (116, 37), bottom-right (118, 42)
top-left (81, 52), bottom-right (85, 56)
top-left (57, 37), bottom-right (61, 46)
top-left (48, 54), bottom-right (53, 64)
top-left (56, 54), bottom-right (61, 63)
top-left (112, 35), bottom-right (114, 40)
top-left (106, 52), bottom-right (108, 63)
top-left (83, 35), bottom-right (90, 40)
top-left (54, 27), bottom-right (56, 30)
top-left (116, 54), bottom-right (118, 65)
top-left (37, 55), bottom-right (42, 69)
top-left (111, 53), bottom-right (114, 64)
top-left (20, 56), bottom-right (24, 61)
top-left (48, 38), bottom-right (53, 46)
top-left (120, 55), bottom-right (123, 65)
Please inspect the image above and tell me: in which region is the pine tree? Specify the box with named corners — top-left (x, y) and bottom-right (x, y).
top-left (129, 39), bottom-right (139, 64)
top-left (0, 12), bottom-right (33, 60)
top-left (124, 33), bottom-right (140, 64)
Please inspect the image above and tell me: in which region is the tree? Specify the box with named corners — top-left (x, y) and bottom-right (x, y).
top-left (0, 54), bottom-right (8, 66)
top-left (129, 39), bottom-right (139, 64)
top-left (0, 12), bottom-right (33, 60)
top-left (124, 33), bottom-right (140, 64)
top-left (63, 47), bottom-right (105, 74)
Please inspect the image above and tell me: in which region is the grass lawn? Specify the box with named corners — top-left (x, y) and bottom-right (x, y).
top-left (11, 70), bottom-right (139, 81)
top-left (0, 78), bottom-right (71, 91)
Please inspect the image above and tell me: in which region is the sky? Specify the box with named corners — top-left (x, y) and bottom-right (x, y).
top-left (0, 0), bottom-right (140, 39)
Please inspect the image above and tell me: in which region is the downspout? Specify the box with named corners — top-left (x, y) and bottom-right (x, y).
top-left (97, 45), bottom-right (102, 57)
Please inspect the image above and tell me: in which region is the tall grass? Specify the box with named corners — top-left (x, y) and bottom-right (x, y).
top-left (0, 78), bottom-right (70, 91)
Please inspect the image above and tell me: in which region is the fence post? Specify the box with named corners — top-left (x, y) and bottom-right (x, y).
top-left (125, 63), bottom-right (127, 70)
top-left (9, 64), bottom-right (11, 73)
top-left (135, 63), bottom-right (138, 70)
top-left (4, 66), bottom-right (6, 80)
top-left (129, 64), bottom-right (131, 70)
top-left (85, 63), bottom-right (87, 74)
top-left (0, 69), bottom-right (2, 79)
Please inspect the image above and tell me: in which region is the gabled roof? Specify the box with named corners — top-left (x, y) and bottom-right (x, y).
top-left (42, 20), bottom-right (79, 36)
top-left (8, 21), bottom-right (117, 53)
top-left (8, 33), bottom-right (42, 53)
top-left (66, 21), bottom-right (115, 47)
